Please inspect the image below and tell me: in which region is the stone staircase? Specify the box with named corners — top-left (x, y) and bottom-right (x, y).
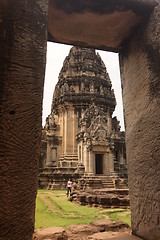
top-left (77, 174), bottom-right (115, 190)
top-left (115, 178), bottom-right (128, 189)
top-left (99, 176), bottom-right (115, 188)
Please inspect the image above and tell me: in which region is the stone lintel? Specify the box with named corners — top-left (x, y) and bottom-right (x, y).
top-left (48, 0), bottom-right (157, 52)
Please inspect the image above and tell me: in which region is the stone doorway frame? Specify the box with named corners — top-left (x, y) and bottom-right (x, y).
top-left (0, 1), bottom-right (160, 240)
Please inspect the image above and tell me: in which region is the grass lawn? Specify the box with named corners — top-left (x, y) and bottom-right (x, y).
top-left (35, 190), bottom-right (131, 229)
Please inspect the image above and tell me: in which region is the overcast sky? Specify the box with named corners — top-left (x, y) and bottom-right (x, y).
top-left (43, 42), bottom-right (125, 131)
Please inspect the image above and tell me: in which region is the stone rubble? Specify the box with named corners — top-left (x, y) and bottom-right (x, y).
top-left (33, 218), bottom-right (142, 240)
top-left (70, 189), bottom-right (130, 209)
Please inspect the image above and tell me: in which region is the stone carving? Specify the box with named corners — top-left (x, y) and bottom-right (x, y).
top-left (70, 85), bottom-right (75, 92)
top-left (78, 104), bottom-right (110, 149)
top-left (100, 85), bottom-right (104, 95)
top-left (63, 82), bottom-right (69, 92)
top-left (90, 83), bottom-right (94, 93)
top-left (81, 82), bottom-right (85, 91)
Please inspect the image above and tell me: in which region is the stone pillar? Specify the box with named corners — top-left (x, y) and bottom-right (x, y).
top-left (64, 109), bottom-right (68, 155)
top-left (119, 148), bottom-right (125, 165)
top-left (107, 110), bottom-right (112, 134)
top-left (0, 1), bottom-right (48, 239)
top-left (103, 153), bottom-right (109, 175)
top-left (88, 152), bottom-right (91, 173)
top-left (88, 152), bottom-right (94, 174)
top-left (81, 142), bottom-right (84, 163)
top-left (119, 5), bottom-right (160, 239)
top-left (84, 146), bottom-right (89, 172)
top-left (64, 105), bottom-right (75, 157)
top-left (73, 110), bottom-right (79, 155)
top-left (46, 142), bottom-right (52, 166)
top-left (59, 107), bottom-right (64, 157)
top-left (66, 106), bottom-right (73, 154)
top-left (93, 153), bottom-right (96, 175)
top-left (73, 110), bottom-right (75, 154)
top-left (109, 152), bottom-right (114, 173)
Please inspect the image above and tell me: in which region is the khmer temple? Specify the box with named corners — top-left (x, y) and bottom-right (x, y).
top-left (39, 47), bottom-right (127, 189)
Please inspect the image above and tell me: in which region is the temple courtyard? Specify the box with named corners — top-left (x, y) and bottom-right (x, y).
top-left (33, 190), bottom-right (142, 240)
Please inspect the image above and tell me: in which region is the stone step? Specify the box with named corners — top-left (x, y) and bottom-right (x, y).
top-left (101, 182), bottom-right (115, 188)
top-left (78, 175), bottom-right (115, 189)
top-left (102, 183), bottom-right (115, 188)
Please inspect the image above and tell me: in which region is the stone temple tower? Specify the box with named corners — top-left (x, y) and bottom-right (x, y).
top-left (39, 47), bottom-right (127, 189)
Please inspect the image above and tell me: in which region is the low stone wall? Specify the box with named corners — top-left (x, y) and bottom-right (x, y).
top-left (70, 189), bottom-right (130, 209)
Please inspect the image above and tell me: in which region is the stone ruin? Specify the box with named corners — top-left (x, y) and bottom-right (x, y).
top-left (33, 219), bottom-right (137, 240)
top-left (1, 1), bottom-right (159, 239)
top-left (39, 46), bottom-right (128, 192)
top-left (70, 188), bottom-right (130, 209)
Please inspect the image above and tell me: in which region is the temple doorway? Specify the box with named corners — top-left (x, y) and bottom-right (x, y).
top-left (95, 154), bottom-right (103, 174)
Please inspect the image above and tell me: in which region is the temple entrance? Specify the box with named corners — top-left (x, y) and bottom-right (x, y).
top-left (95, 154), bottom-right (103, 174)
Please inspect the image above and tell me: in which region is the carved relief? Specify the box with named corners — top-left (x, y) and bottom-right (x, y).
top-left (64, 83), bottom-right (69, 92)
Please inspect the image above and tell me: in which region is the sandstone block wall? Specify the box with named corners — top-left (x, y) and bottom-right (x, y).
top-left (119, 4), bottom-right (160, 240)
top-left (0, 1), bottom-right (48, 239)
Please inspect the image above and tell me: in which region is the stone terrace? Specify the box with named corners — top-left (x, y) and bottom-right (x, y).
top-left (70, 188), bottom-right (130, 209)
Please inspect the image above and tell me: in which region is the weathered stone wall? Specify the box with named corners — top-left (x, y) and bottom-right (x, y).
top-left (0, 1), bottom-right (48, 239)
top-left (119, 4), bottom-right (160, 240)
top-left (71, 189), bottom-right (130, 209)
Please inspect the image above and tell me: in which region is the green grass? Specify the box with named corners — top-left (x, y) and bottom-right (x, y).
top-left (35, 190), bottom-right (131, 229)
top-left (102, 209), bottom-right (131, 227)
top-left (35, 197), bottom-right (57, 228)
top-left (38, 189), bottom-right (66, 195)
